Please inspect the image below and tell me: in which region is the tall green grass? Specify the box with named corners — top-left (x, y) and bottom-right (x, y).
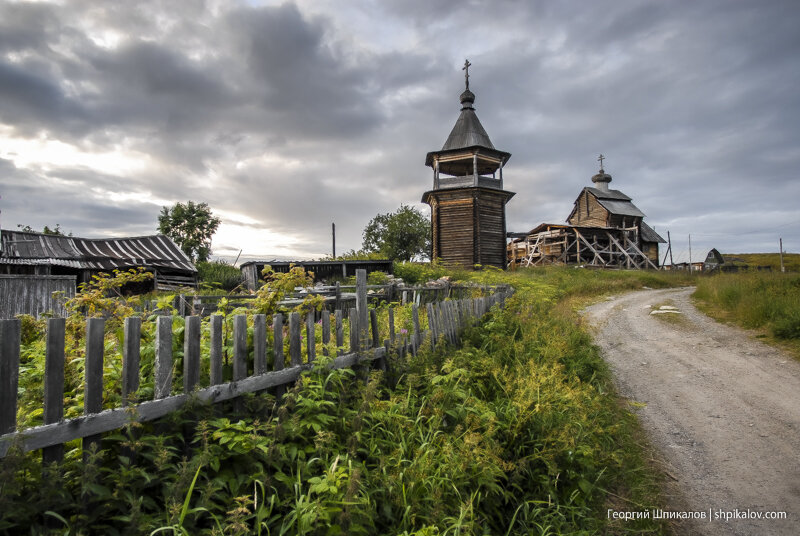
top-left (2, 266), bottom-right (691, 534)
top-left (694, 271), bottom-right (800, 341)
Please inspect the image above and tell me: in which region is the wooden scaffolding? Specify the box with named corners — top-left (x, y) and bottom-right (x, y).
top-left (508, 224), bottom-right (659, 270)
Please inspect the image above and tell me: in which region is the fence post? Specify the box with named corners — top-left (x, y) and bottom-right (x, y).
top-left (233, 315), bottom-right (247, 381)
top-left (0, 320), bottom-right (20, 436)
top-left (183, 316), bottom-right (201, 393)
top-left (289, 312), bottom-right (301, 366)
top-left (154, 316), bottom-right (173, 399)
top-left (306, 311), bottom-right (316, 363)
top-left (356, 269), bottom-right (368, 350)
top-left (335, 282), bottom-right (341, 312)
top-left (254, 314), bottom-right (267, 375)
top-left (209, 315), bottom-right (223, 385)
top-left (122, 317), bottom-right (141, 406)
top-left (43, 318), bottom-right (65, 464)
top-left (84, 318), bottom-right (105, 457)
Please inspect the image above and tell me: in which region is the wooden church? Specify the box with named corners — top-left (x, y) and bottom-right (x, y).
top-left (422, 61), bottom-right (515, 269)
top-left (508, 157), bottom-right (666, 269)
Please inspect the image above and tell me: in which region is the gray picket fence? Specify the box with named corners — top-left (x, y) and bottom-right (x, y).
top-left (0, 270), bottom-right (512, 461)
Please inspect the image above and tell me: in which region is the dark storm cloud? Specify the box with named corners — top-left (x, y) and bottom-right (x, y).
top-left (1, 0), bottom-right (799, 260)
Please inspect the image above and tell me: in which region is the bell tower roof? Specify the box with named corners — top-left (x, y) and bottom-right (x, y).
top-left (425, 60), bottom-right (510, 175)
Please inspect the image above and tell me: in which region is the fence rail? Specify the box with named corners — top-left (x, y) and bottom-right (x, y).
top-left (0, 270), bottom-right (512, 459)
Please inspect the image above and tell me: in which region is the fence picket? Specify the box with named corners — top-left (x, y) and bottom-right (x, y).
top-left (254, 314), bottom-right (267, 375)
top-left (84, 318), bottom-right (105, 456)
top-left (289, 312), bottom-right (301, 366)
top-left (306, 312), bottom-right (316, 363)
top-left (335, 310), bottom-right (343, 355)
top-left (233, 315), bottom-right (247, 381)
top-left (322, 312), bottom-right (330, 357)
top-left (388, 306), bottom-right (395, 343)
top-left (209, 315), bottom-right (223, 385)
top-left (273, 313), bottom-right (285, 399)
top-left (0, 320), bottom-right (20, 436)
top-left (154, 316), bottom-right (173, 399)
top-left (122, 317), bottom-right (141, 406)
top-left (356, 271), bottom-right (368, 350)
top-left (370, 308), bottom-right (380, 349)
top-left (349, 307), bottom-right (358, 352)
top-left (43, 318), bottom-right (65, 464)
top-left (184, 316), bottom-right (201, 392)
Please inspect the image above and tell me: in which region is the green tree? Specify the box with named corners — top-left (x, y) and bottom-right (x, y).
top-left (17, 223), bottom-right (71, 236)
top-left (362, 204), bottom-right (430, 261)
top-left (158, 201), bottom-right (221, 262)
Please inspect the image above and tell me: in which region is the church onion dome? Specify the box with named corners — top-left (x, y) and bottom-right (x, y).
top-left (459, 88), bottom-right (475, 109)
top-left (591, 169), bottom-right (612, 184)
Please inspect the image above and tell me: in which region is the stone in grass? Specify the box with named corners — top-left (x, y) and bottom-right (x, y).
top-left (650, 310), bottom-right (682, 315)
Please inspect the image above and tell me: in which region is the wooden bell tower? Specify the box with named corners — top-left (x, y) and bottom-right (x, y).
top-left (422, 60), bottom-right (515, 268)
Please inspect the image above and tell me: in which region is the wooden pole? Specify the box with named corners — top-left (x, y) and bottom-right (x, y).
top-left (184, 316), bottom-right (201, 392)
top-left (356, 269), bottom-right (368, 350)
top-left (780, 238), bottom-right (785, 273)
top-left (332, 222), bottom-right (336, 258)
top-left (254, 314), bottom-right (267, 375)
top-left (689, 234), bottom-right (692, 273)
top-left (83, 318), bottom-right (105, 457)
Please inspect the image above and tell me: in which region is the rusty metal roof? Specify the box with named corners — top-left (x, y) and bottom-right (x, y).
top-left (0, 230), bottom-right (196, 273)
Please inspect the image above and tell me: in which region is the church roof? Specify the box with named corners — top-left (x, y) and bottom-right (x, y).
top-left (441, 96), bottom-right (496, 151)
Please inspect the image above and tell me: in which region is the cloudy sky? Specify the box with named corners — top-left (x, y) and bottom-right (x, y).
top-left (1, 0), bottom-right (799, 264)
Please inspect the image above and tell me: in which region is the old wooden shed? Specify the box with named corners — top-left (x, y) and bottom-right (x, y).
top-left (0, 229), bottom-right (197, 290)
top-left (421, 61), bottom-right (515, 269)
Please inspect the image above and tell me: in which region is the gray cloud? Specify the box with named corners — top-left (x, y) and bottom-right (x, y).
top-left (1, 0), bottom-right (798, 263)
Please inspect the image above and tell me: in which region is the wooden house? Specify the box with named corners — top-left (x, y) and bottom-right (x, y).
top-left (0, 229), bottom-right (197, 291)
top-left (509, 160), bottom-right (665, 269)
top-left (421, 61), bottom-right (515, 269)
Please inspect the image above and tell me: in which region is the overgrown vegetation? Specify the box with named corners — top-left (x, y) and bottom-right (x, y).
top-left (196, 260), bottom-right (243, 292)
top-left (2, 266), bottom-right (696, 534)
top-left (722, 252), bottom-right (800, 272)
top-left (693, 271), bottom-right (800, 356)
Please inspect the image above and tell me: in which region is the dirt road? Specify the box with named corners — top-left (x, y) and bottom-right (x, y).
top-left (584, 287), bottom-right (799, 536)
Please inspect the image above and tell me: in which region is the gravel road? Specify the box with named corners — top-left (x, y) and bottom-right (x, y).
top-left (584, 287), bottom-right (799, 536)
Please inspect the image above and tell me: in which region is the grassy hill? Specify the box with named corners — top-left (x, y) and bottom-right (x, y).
top-left (723, 252), bottom-right (800, 272)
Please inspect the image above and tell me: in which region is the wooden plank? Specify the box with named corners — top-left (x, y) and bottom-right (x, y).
top-left (349, 307), bottom-right (358, 352)
top-left (322, 312), bottom-right (330, 357)
top-left (184, 316), bottom-right (201, 392)
top-left (122, 317), bottom-right (141, 406)
top-left (370, 308), bottom-right (380, 349)
top-left (43, 318), bottom-right (65, 464)
top-left (209, 315), bottom-right (223, 385)
top-left (83, 317), bottom-right (105, 455)
top-left (289, 312), bottom-right (301, 366)
top-left (0, 319), bottom-right (21, 435)
top-left (0, 346), bottom-right (391, 457)
top-left (154, 316), bottom-right (173, 399)
top-left (254, 314), bottom-right (267, 375)
top-left (412, 304), bottom-right (421, 351)
top-left (426, 303), bottom-right (437, 349)
top-left (355, 269), bottom-right (368, 350)
top-left (388, 306), bottom-right (395, 343)
top-left (335, 309), bottom-right (343, 356)
top-left (273, 313), bottom-right (284, 371)
top-left (233, 315), bottom-right (247, 381)
top-left (306, 311), bottom-right (316, 363)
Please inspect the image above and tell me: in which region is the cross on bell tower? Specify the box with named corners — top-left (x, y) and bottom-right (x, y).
top-left (421, 61), bottom-right (515, 269)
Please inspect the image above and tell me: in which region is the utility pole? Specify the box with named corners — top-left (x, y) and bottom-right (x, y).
top-left (688, 234), bottom-right (692, 273)
top-left (780, 238), bottom-right (785, 273)
top-left (332, 223), bottom-right (336, 258)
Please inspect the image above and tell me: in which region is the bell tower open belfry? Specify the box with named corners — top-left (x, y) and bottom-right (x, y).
top-left (422, 60), bottom-right (515, 268)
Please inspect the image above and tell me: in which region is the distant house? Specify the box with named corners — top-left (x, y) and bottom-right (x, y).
top-left (0, 229), bottom-right (197, 291)
top-left (509, 161), bottom-right (666, 269)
